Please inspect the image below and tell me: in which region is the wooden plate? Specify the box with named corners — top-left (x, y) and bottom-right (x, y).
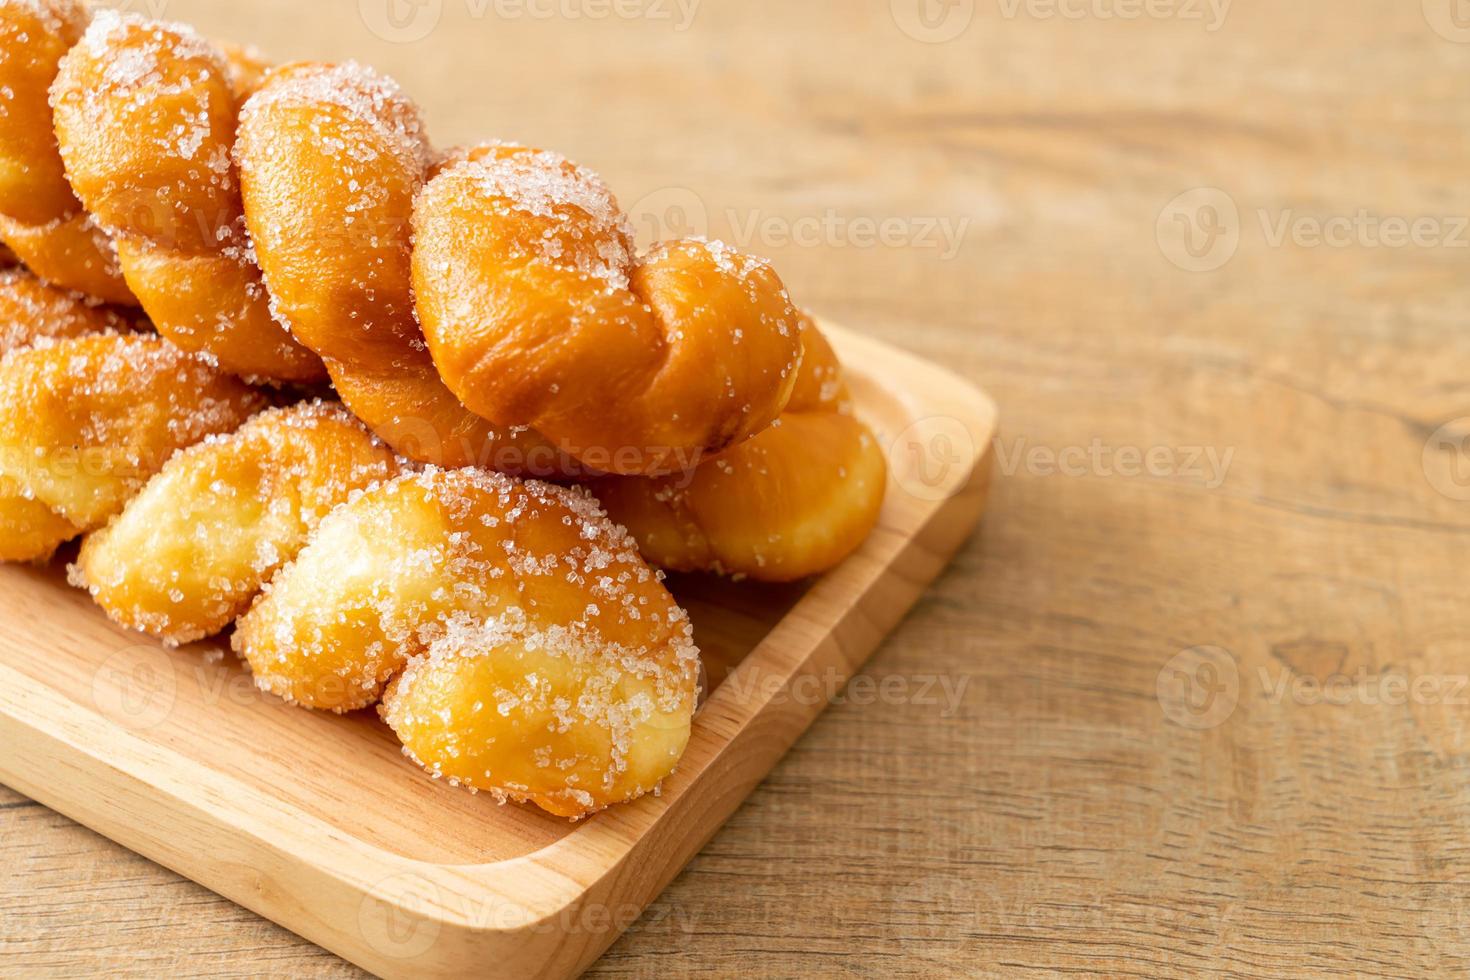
top-left (0, 320), bottom-right (996, 978)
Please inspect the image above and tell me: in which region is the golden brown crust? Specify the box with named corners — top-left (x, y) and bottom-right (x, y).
top-left (0, 267), bottom-right (131, 357)
top-left (414, 144), bottom-right (803, 476)
top-left (235, 62), bottom-right (575, 474)
top-left (594, 319), bottom-right (887, 581)
top-left (0, 0), bottom-right (135, 303)
top-left (14, 16), bottom-right (805, 474)
top-left (0, 333), bottom-right (265, 561)
top-left (235, 467), bottom-right (699, 818)
top-left (50, 12), bottom-right (323, 381)
top-left (0, 10), bottom-right (888, 818)
top-left (74, 401), bottom-right (400, 644)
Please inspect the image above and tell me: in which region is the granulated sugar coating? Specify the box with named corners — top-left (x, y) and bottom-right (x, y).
top-left (593, 317), bottom-right (888, 582)
top-left (49, 10), bottom-right (323, 381)
top-left (412, 142), bottom-right (805, 477)
top-left (0, 333), bottom-right (264, 561)
top-left (0, 0), bottom-right (136, 304)
top-left (235, 61), bottom-right (569, 473)
top-left (233, 466), bottom-right (700, 818)
top-left (0, 267), bottom-right (132, 356)
top-left (73, 400), bottom-right (400, 645)
top-left (0, 0), bottom-right (79, 36)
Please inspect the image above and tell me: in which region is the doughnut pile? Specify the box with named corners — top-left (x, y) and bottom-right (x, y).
top-left (0, 1), bottom-right (887, 816)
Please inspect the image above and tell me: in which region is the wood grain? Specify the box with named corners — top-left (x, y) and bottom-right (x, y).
top-left (6, 0), bottom-right (1470, 976)
top-left (0, 323), bottom-right (992, 978)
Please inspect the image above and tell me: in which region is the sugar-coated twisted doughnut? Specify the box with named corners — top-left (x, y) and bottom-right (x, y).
top-left (0, 0), bottom-right (134, 303)
top-left (594, 317), bottom-right (887, 581)
top-left (234, 467), bottom-right (699, 817)
top-left (0, 331), bottom-right (266, 562)
top-left (0, 290), bottom-right (698, 817)
top-left (0, 268), bottom-right (136, 560)
top-left (235, 63), bottom-right (798, 478)
top-left (413, 143), bottom-right (804, 475)
top-left (73, 401), bottom-right (400, 645)
top-left (50, 11), bottom-right (326, 381)
top-left (234, 61), bottom-right (564, 472)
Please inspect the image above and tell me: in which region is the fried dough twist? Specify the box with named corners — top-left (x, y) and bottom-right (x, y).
top-left (50, 11), bottom-right (325, 381)
top-left (0, 267), bottom-right (131, 356)
top-left (0, 0), bottom-right (133, 303)
top-left (595, 317), bottom-right (887, 581)
top-left (413, 144), bottom-right (803, 475)
top-left (0, 7), bottom-right (890, 815)
top-left (0, 332), bottom-right (265, 562)
top-left (234, 467), bottom-right (700, 817)
top-left (233, 62), bottom-right (562, 470)
top-left (234, 64), bottom-right (799, 477)
top-left (73, 400), bottom-right (399, 644)
top-left (15, 8), bottom-right (804, 474)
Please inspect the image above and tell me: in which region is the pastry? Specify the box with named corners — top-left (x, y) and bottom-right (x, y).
top-left (50, 12), bottom-right (326, 381)
top-left (0, 5), bottom-right (888, 819)
top-left (234, 61), bottom-right (565, 472)
top-left (16, 5), bottom-right (805, 476)
top-left (413, 143), bottom-right (803, 475)
top-left (594, 317), bottom-right (887, 581)
top-left (73, 400), bottom-right (399, 644)
top-left (0, 329), bottom-right (696, 816)
top-left (0, 0), bottom-right (134, 303)
top-left (235, 467), bottom-right (699, 817)
top-left (0, 332), bottom-right (265, 561)
top-left (236, 66), bottom-right (801, 476)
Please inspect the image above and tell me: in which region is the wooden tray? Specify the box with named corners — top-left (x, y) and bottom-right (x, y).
top-left (0, 321), bottom-right (996, 979)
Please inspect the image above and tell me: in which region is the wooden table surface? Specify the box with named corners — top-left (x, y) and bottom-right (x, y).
top-left (6, 0), bottom-right (1470, 976)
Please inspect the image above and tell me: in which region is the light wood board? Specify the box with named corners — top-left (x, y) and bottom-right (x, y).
top-left (0, 322), bottom-right (995, 978)
top-left (9, 0), bottom-right (1470, 975)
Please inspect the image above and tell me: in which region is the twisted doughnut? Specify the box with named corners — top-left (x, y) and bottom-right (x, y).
top-left (73, 400), bottom-right (399, 644)
top-left (0, 332), bottom-right (265, 562)
top-left (414, 144), bottom-right (804, 475)
top-left (0, 0), bottom-right (133, 303)
top-left (594, 317), bottom-right (888, 581)
top-left (0, 269), bottom-right (134, 560)
top-left (234, 467), bottom-right (699, 817)
top-left (236, 63), bottom-right (800, 476)
top-left (49, 11), bottom-right (325, 381)
top-left (233, 62), bottom-right (563, 472)
top-left (0, 288), bottom-right (697, 818)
